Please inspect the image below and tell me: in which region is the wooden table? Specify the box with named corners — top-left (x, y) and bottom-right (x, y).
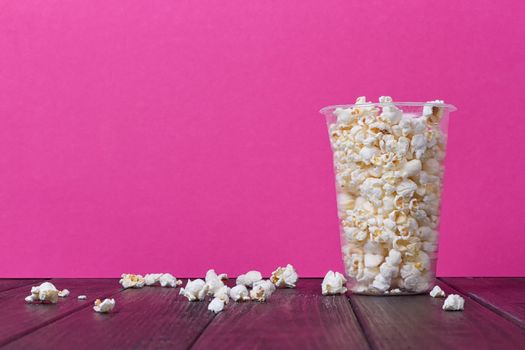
top-left (1, 278), bottom-right (524, 349)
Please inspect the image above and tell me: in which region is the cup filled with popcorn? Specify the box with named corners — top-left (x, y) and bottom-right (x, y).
top-left (321, 97), bottom-right (456, 295)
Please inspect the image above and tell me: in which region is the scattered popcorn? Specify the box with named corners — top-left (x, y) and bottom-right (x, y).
top-left (430, 285), bottom-right (446, 298)
top-left (119, 274), bottom-right (145, 289)
top-left (213, 285), bottom-right (230, 304)
top-left (326, 96), bottom-right (450, 294)
top-left (144, 273), bottom-right (162, 286)
top-left (218, 273), bottom-right (228, 281)
top-left (442, 294), bottom-right (465, 311)
top-left (78, 295), bottom-right (87, 300)
top-left (58, 289), bottom-right (70, 298)
top-left (205, 269), bottom-right (226, 295)
top-left (322, 271), bottom-right (348, 295)
top-left (179, 279), bottom-right (208, 301)
top-left (159, 273), bottom-right (182, 288)
top-left (93, 298), bottom-right (115, 313)
top-left (250, 280), bottom-right (276, 302)
top-left (229, 285), bottom-right (251, 302)
top-left (208, 297), bottom-right (225, 313)
top-left (144, 273), bottom-right (182, 287)
top-left (25, 282), bottom-right (59, 304)
top-left (236, 270), bottom-right (263, 288)
top-left (270, 264), bottom-right (299, 288)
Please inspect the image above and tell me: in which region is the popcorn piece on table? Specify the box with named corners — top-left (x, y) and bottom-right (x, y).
top-left (208, 297), bottom-right (225, 313)
top-left (229, 285), bottom-right (250, 302)
top-left (93, 298), bottom-right (115, 313)
top-left (144, 273), bottom-right (162, 286)
top-left (119, 274), bottom-right (145, 289)
top-left (322, 271), bottom-right (348, 295)
top-left (144, 273), bottom-right (182, 287)
top-left (205, 269), bottom-right (227, 295)
top-left (159, 273), bottom-right (182, 288)
top-left (58, 289), bottom-right (70, 298)
top-left (179, 279), bottom-right (208, 301)
top-left (236, 270), bottom-right (262, 288)
top-left (250, 280), bottom-right (276, 302)
top-left (429, 285), bottom-right (446, 298)
top-left (442, 294), bottom-right (465, 311)
top-left (213, 285), bottom-right (230, 304)
top-left (270, 264), bottom-right (299, 288)
top-left (25, 282), bottom-right (59, 304)
top-left (78, 295), bottom-right (87, 300)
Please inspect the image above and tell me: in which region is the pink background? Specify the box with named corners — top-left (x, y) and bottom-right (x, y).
top-left (1, 1), bottom-right (524, 278)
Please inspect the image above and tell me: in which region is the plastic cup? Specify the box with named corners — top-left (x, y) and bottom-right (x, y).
top-left (320, 100), bottom-right (457, 295)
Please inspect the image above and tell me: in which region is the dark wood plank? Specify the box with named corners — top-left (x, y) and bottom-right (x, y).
top-left (350, 280), bottom-right (525, 349)
top-left (192, 279), bottom-right (370, 350)
top-left (442, 277), bottom-right (525, 329)
top-left (0, 279), bottom-right (47, 293)
top-left (3, 279), bottom-right (215, 350)
top-left (0, 279), bottom-right (121, 347)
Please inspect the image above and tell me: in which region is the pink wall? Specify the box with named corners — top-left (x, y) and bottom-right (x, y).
top-left (1, 1), bottom-right (524, 278)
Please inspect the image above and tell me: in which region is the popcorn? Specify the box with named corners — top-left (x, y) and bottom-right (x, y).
top-left (144, 273), bottom-right (182, 287)
top-left (364, 253), bottom-right (383, 268)
top-left (250, 280), bottom-right (276, 302)
top-left (334, 107), bottom-right (354, 124)
top-left (411, 134), bottom-right (427, 159)
top-left (270, 264), bottom-right (299, 288)
top-left (229, 285), bottom-right (250, 302)
top-left (327, 96), bottom-right (448, 294)
top-left (58, 289), bottom-right (70, 297)
top-left (423, 100), bottom-right (445, 120)
top-left (93, 298), bottom-right (115, 313)
top-left (372, 249), bottom-right (401, 292)
top-left (159, 273), bottom-right (182, 288)
top-left (321, 271), bottom-right (347, 295)
top-left (380, 103), bottom-right (402, 124)
top-left (208, 297), bottom-right (225, 313)
top-left (402, 159), bottom-right (422, 178)
top-left (78, 295), bottom-right (87, 300)
top-left (179, 279), bottom-right (208, 301)
top-left (25, 282), bottom-right (59, 304)
top-left (429, 285), bottom-right (446, 298)
top-left (236, 270), bottom-right (263, 288)
top-left (442, 294), bottom-right (465, 311)
top-left (396, 179), bottom-right (418, 198)
top-left (144, 273), bottom-right (162, 286)
top-left (205, 269), bottom-right (226, 295)
top-left (359, 147), bottom-right (378, 164)
top-left (119, 274), bottom-right (145, 289)
top-left (213, 285), bottom-right (230, 304)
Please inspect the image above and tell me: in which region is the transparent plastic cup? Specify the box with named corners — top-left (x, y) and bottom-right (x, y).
top-left (320, 100), bottom-right (457, 295)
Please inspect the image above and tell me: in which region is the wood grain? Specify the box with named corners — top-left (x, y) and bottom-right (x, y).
top-left (192, 279), bottom-right (370, 350)
top-left (0, 279), bottom-right (47, 293)
top-left (442, 277), bottom-right (525, 329)
top-left (350, 281), bottom-right (525, 349)
top-left (3, 279), bottom-right (215, 350)
top-left (0, 278), bottom-right (120, 347)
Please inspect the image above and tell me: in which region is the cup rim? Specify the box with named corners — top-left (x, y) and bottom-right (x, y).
top-left (319, 102), bottom-right (457, 115)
